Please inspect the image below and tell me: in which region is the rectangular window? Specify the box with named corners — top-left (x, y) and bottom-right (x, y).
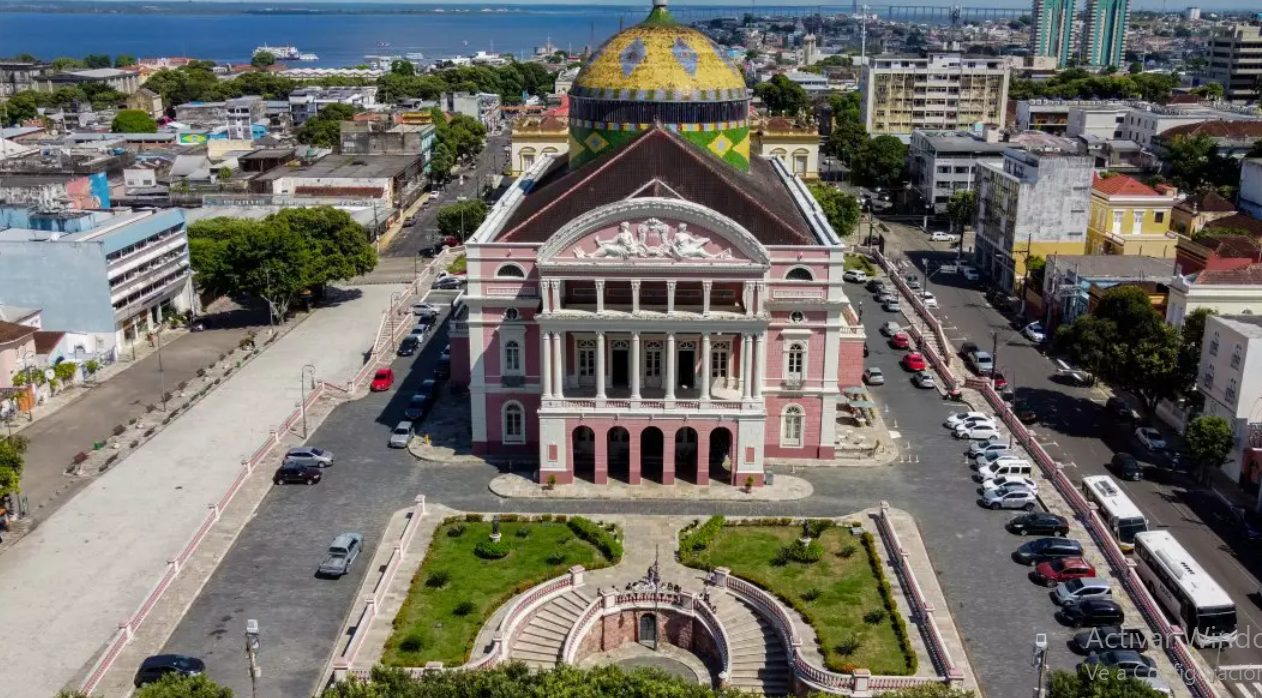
top-left (1155, 212), bottom-right (1165, 224)
top-left (711, 350), bottom-right (729, 378)
top-left (578, 348), bottom-right (595, 377)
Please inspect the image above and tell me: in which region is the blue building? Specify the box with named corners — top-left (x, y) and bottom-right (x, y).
top-left (0, 205), bottom-right (192, 360)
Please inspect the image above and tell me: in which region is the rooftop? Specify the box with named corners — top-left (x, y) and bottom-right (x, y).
top-left (253, 153), bottom-right (421, 182)
top-left (33, 330), bottom-right (63, 355)
top-left (916, 130), bottom-right (1011, 154)
top-left (66, 68), bottom-right (131, 79)
top-left (1215, 315), bottom-right (1262, 339)
top-left (0, 320), bottom-right (37, 345)
top-left (0, 305), bottom-right (39, 323)
top-left (1050, 254), bottom-right (1176, 280)
top-left (1159, 120), bottom-right (1262, 141)
top-left (1205, 213), bottom-right (1262, 237)
top-left (1175, 190), bottom-right (1236, 215)
top-left (1196, 264), bottom-right (1262, 286)
top-left (1092, 173), bottom-right (1161, 197)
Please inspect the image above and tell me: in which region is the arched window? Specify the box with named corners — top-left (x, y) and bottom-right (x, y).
top-left (770, 148), bottom-right (788, 164)
top-left (786, 267), bottom-right (814, 281)
top-left (792, 148), bottom-right (809, 175)
top-left (541, 147), bottom-right (558, 156)
top-left (503, 402), bottom-right (525, 444)
top-left (496, 263), bottom-right (525, 278)
top-left (1209, 332), bottom-right (1219, 355)
top-left (781, 405), bottom-right (804, 448)
top-left (787, 342), bottom-right (805, 378)
top-left (504, 340), bottom-right (521, 373)
top-left (519, 147), bottom-right (536, 172)
top-left (503, 307), bottom-right (521, 321)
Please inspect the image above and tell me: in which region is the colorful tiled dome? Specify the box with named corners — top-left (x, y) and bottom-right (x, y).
top-left (568, 0), bottom-right (752, 170)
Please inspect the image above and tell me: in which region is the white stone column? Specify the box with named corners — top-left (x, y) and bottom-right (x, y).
top-left (667, 281), bottom-right (677, 314)
top-left (701, 332), bottom-right (711, 401)
top-left (596, 332), bottom-right (606, 399)
top-left (741, 333), bottom-right (753, 399)
top-left (753, 332), bottom-right (765, 399)
top-left (631, 280), bottom-right (641, 314)
top-left (631, 331), bottom-right (641, 399)
top-left (541, 282), bottom-right (551, 313)
top-left (757, 282), bottom-right (768, 314)
top-left (550, 281), bottom-right (560, 312)
top-left (743, 281), bottom-right (754, 317)
top-left (595, 279), bottom-right (606, 314)
top-left (702, 281), bottom-right (713, 316)
top-left (666, 332), bottom-right (677, 400)
top-left (541, 330), bottom-right (552, 398)
top-left (553, 331), bottom-right (565, 397)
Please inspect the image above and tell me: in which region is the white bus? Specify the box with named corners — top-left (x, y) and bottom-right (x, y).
top-left (1081, 475), bottom-right (1148, 552)
top-left (1133, 530), bottom-right (1237, 646)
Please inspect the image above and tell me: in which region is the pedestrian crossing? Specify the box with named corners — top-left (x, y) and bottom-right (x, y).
top-left (1219, 666), bottom-right (1262, 697)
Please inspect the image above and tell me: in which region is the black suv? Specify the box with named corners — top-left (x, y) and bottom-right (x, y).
top-left (1059, 598), bottom-right (1125, 628)
top-left (1110, 453), bottom-right (1144, 481)
top-left (398, 336), bottom-right (419, 356)
top-left (866, 278), bottom-right (886, 293)
top-left (1007, 512), bottom-right (1070, 537)
top-left (1014, 537), bottom-right (1083, 564)
top-left (134, 654), bottom-right (205, 687)
top-left (274, 462), bottom-right (322, 485)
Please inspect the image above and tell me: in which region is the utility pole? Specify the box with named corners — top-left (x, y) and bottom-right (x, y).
top-left (245, 619), bottom-right (261, 698)
top-left (157, 325), bottom-right (167, 411)
top-left (300, 364), bottom-right (316, 438)
top-left (1032, 633), bottom-right (1048, 698)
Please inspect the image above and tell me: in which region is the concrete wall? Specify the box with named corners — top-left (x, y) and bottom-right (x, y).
top-left (1240, 159), bottom-right (1262, 221)
top-left (0, 241), bottom-right (115, 332)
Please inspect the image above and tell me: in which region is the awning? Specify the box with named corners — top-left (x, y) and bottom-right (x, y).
top-left (849, 400), bottom-right (876, 408)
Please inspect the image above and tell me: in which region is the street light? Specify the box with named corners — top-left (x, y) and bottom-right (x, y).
top-left (1032, 633), bottom-right (1048, 698)
top-left (244, 619), bottom-right (261, 698)
top-left (300, 364), bottom-right (316, 438)
top-left (389, 291), bottom-right (404, 340)
top-left (155, 324), bottom-right (168, 412)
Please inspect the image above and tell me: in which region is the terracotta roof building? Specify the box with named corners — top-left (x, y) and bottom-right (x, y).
top-left (1172, 190), bottom-right (1238, 235)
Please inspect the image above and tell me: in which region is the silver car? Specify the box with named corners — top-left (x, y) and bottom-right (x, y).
top-left (981, 484), bottom-right (1037, 510)
top-left (283, 447), bottom-right (334, 468)
top-left (864, 367), bottom-right (885, 385)
top-left (389, 421), bottom-right (414, 449)
top-left (317, 532), bottom-right (363, 577)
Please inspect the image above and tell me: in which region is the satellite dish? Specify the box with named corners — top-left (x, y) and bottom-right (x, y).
top-left (44, 369), bottom-right (56, 381)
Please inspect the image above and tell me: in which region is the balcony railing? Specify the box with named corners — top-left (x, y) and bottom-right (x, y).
top-left (502, 375), bottom-right (526, 387)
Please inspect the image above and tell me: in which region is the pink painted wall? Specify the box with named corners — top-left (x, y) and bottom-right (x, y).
top-left (449, 337), bottom-right (470, 387)
top-left (766, 329), bottom-right (827, 387)
top-left (764, 394), bottom-right (828, 458)
top-left (838, 337), bottom-right (865, 388)
top-left (481, 392), bottom-right (540, 456)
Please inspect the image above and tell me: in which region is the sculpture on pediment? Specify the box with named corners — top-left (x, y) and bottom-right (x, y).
top-left (573, 219), bottom-right (733, 260)
top-left (574, 221), bottom-right (639, 258)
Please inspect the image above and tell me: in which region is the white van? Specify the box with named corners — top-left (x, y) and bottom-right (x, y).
top-left (975, 460), bottom-right (1033, 481)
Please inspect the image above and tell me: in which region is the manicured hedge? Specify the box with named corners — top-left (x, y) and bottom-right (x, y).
top-left (861, 531), bottom-right (918, 674)
top-left (681, 515), bottom-right (725, 553)
top-left (566, 516), bottom-right (623, 563)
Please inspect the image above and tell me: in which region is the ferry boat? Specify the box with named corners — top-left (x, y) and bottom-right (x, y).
top-left (298, 53), bottom-right (319, 61)
top-left (254, 44), bottom-right (301, 60)
top-left (405, 52), bottom-right (425, 61)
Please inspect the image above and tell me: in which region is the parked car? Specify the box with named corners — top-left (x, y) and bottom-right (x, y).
top-left (412, 303), bottom-right (440, 318)
top-left (317, 532), bottom-right (364, 577)
top-left (1106, 397), bottom-right (1141, 421)
top-left (410, 322), bottom-right (430, 337)
top-left (1079, 649), bottom-right (1156, 678)
top-left (1135, 427), bottom-right (1166, 451)
top-left (956, 423), bottom-right (1002, 440)
top-left (974, 450), bottom-right (1020, 468)
top-left (976, 459), bottom-right (1032, 481)
top-left (901, 352), bottom-right (926, 371)
top-left (1012, 402), bottom-right (1039, 425)
top-left (982, 485), bottom-right (1037, 510)
top-left (398, 336), bottom-right (419, 356)
top-left (1053, 577), bottom-right (1112, 605)
top-left (863, 367), bottom-right (885, 385)
top-left (283, 447), bottom-right (334, 468)
top-left (955, 415), bottom-right (998, 432)
top-left (1110, 452), bottom-right (1144, 481)
top-left (273, 462), bottom-right (322, 485)
top-left (968, 438), bottom-right (1009, 458)
top-left (403, 394), bottom-right (430, 420)
top-left (370, 368), bottom-right (395, 391)
top-left (946, 411), bottom-right (991, 429)
top-left (876, 290), bottom-right (896, 304)
top-left (434, 356), bottom-right (452, 378)
top-left (929, 231), bottom-right (956, 242)
top-left (1007, 512), bottom-right (1070, 537)
top-left (135, 655), bottom-right (206, 687)
top-left (389, 421), bottom-right (415, 448)
top-left (1071, 626), bottom-right (1149, 653)
top-left (920, 291), bottom-right (938, 308)
top-left (1023, 322), bottom-right (1047, 343)
top-left (1032, 557), bottom-right (1097, 588)
top-left (883, 298), bottom-right (902, 312)
top-left (1014, 537), bottom-right (1084, 564)
top-left (890, 332), bottom-right (911, 349)
top-left (991, 372), bottom-right (1008, 391)
top-left (905, 275), bottom-right (922, 290)
top-left (913, 371), bottom-right (936, 389)
top-left (434, 276), bottom-right (464, 290)
top-left (967, 350), bottom-right (994, 375)
top-left (1059, 598), bottom-right (1125, 628)
top-left (881, 321), bottom-right (902, 336)
top-left (843, 269), bottom-right (868, 282)
top-left (981, 475), bottom-right (1038, 496)
top-left (867, 279), bottom-right (887, 293)
top-left (962, 267), bottom-right (980, 282)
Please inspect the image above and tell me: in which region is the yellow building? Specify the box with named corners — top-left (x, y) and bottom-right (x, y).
top-left (509, 114), bottom-right (569, 176)
top-left (752, 116), bottom-right (821, 180)
top-left (1086, 174), bottom-right (1179, 258)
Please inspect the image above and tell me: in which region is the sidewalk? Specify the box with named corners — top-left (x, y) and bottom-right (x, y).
top-left (0, 284), bottom-right (396, 698)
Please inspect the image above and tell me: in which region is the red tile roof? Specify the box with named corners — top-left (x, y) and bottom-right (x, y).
top-left (1160, 120), bottom-right (1262, 140)
top-left (1206, 213), bottom-right (1262, 237)
top-left (1166, 94), bottom-right (1203, 105)
top-left (1092, 173), bottom-right (1160, 197)
top-left (293, 186), bottom-right (384, 198)
top-left (1197, 263), bottom-right (1262, 285)
top-left (33, 331), bottom-right (63, 355)
top-left (1175, 190), bottom-right (1237, 215)
top-left (0, 321), bottom-right (36, 346)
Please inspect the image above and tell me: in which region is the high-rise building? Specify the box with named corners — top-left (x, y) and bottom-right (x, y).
top-left (1080, 0), bottom-right (1130, 68)
top-left (1208, 24), bottom-right (1262, 104)
top-left (1030, 0), bottom-right (1076, 68)
top-left (859, 53), bottom-right (1010, 136)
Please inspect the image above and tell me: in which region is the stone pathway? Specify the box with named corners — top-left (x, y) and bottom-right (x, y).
top-left (711, 593), bottom-right (791, 695)
top-left (487, 474), bottom-right (814, 501)
top-left (508, 588), bottom-right (596, 668)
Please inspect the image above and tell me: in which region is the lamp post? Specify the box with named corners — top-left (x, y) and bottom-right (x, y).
top-left (155, 325), bottom-right (168, 412)
top-left (244, 619), bottom-right (261, 698)
top-left (300, 364), bottom-right (316, 438)
top-left (389, 291), bottom-right (403, 340)
top-left (1031, 633), bottom-right (1048, 698)
top-left (457, 195), bottom-right (469, 241)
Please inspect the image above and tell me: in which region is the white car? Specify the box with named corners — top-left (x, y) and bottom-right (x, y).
top-left (982, 485), bottom-right (1037, 510)
top-left (920, 292), bottom-right (938, 309)
top-left (881, 321), bottom-right (902, 336)
top-left (930, 231), bottom-right (957, 242)
top-left (962, 267), bottom-right (979, 282)
top-left (980, 475), bottom-right (1038, 496)
top-left (956, 424), bottom-right (1002, 440)
top-left (956, 416), bottom-right (997, 433)
top-left (843, 269), bottom-right (869, 283)
top-left (1135, 427), bottom-right (1166, 451)
top-left (945, 411), bottom-right (990, 429)
top-left (883, 298), bottom-right (901, 312)
top-left (863, 367), bottom-right (885, 385)
top-left (913, 371), bottom-right (936, 389)
top-left (1023, 322), bottom-right (1047, 343)
top-left (968, 438), bottom-right (1008, 458)
top-left (411, 303), bottom-right (440, 317)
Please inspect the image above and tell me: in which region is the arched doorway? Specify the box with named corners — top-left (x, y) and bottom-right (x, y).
top-left (638, 613), bottom-right (658, 649)
top-left (709, 427), bottom-right (733, 483)
top-left (573, 426), bottom-right (596, 482)
top-left (608, 427), bottom-right (631, 483)
top-left (675, 427), bottom-right (698, 483)
top-left (640, 427), bottom-right (664, 483)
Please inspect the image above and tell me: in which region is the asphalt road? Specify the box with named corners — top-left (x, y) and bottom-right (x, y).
top-left (879, 219), bottom-right (1262, 683)
top-left (385, 129), bottom-right (511, 258)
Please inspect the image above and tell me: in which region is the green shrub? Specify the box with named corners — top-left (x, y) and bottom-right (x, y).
top-left (838, 544), bottom-right (858, 559)
top-left (680, 515), bottom-right (725, 555)
top-left (447, 524), bottom-right (466, 538)
top-left (555, 514), bottom-right (567, 522)
top-left (771, 548), bottom-right (791, 567)
top-left (540, 514), bottom-right (554, 522)
top-left (861, 531), bottom-right (917, 674)
top-left (515, 527), bottom-right (530, 539)
top-left (801, 588), bottom-right (821, 602)
top-left (426, 570), bottom-right (451, 588)
top-left (786, 539), bottom-right (824, 563)
top-left (474, 540), bottom-right (510, 559)
top-left (864, 608), bottom-right (887, 624)
top-left (399, 632), bottom-right (425, 653)
top-left (546, 552), bottom-right (567, 566)
top-left (566, 517), bottom-right (623, 562)
top-left (453, 600), bottom-right (476, 616)
top-left (806, 519), bottom-right (834, 538)
top-left (500, 514), bottom-right (519, 522)
top-left (465, 513), bottom-right (484, 522)
top-left (835, 634), bottom-right (863, 656)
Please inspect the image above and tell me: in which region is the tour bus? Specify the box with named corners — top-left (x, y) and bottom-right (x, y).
top-left (1133, 530), bottom-right (1237, 646)
top-left (1081, 475), bottom-right (1148, 552)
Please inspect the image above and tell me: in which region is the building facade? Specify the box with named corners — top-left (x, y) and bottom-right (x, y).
top-left (1030, 0), bottom-right (1076, 68)
top-left (1080, 0), bottom-right (1130, 68)
top-left (859, 53), bottom-right (1010, 136)
top-left (908, 129), bottom-right (1008, 212)
top-left (1040, 254), bottom-right (1173, 330)
top-left (453, 0), bottom-right (864, 488)
top-left (1241, 159), bottom-right (1262, 220)
top-left (752, 117), bottom-right (821, 181)
top-left (973, 146), bottom-right (1094, 291)
top-left (1168, 264), bottom-right (1262, 327)
top-left (288, 87), bottom-right (378, 126)
top-left (1085, 174), bottom-right (1177, 257)
top-left (510, 115), bottom-right (569, 176)
top-left (1208, 24), bottom-right (1262, 104)
top-left (0, 60), bottom-right (51, 99)
top-left (1195, 314), bottom-right (1262, 494)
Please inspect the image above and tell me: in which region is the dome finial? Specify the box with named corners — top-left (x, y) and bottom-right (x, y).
top-left (653, 0), bottom-right (667, 7)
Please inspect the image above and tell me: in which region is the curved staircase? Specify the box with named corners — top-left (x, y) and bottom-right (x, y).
top-left (508, 588), bottom-right (595, 668)
top-left (712, 594), bottom-right (792, 696)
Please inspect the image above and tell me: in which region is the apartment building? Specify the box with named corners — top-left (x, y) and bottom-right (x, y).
top-left (0, 60), bottom-right (51, 99)
top-left (1194, 314), bottom-right (1262, 493)
top-left (1121, 103), bottom-right (1262, 148)
top-left (1208, 23), bottom-right (1262, 104)
top-left (973, 141), bottom-right (1094, 292)
top-left (908, 129), bottom-right (1009, 212)
top-left (288, 87), bottom-right (379, 126)
top-left (1030, 0), bottom-right (1076, 68)
top-left (1080, 0), bottom-right (1131, 68)
top-left (859, 53), bottom-right (1010, 136)
top-left (1016, 99), bottom-right (1131, 136)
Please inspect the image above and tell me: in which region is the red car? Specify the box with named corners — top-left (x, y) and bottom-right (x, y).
top-left (901, 352), bottom-right (926, 371)
top-left (1031, 556), bottom-right (1096, 588)
top-left (890, 332), bottom-right (911, 350)
top-left (992, 372), bottom-right (1008, 390)
top-left (370, 368), bottom-right (395, 391)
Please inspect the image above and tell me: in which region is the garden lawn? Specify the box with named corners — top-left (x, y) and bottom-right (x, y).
top-left (683, 525), bottom-right (910, 675)
top-left (844, 253), bottom-right (876, 275)
top-left (384, 520), bottom-right (607, 666)
top-left (446, 255), bottom-right (468, 274)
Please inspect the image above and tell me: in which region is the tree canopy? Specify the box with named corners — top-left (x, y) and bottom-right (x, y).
top-left (1165, 133), bottom-right (1241, 194)
top-left (1009, 69), bottom-right (1179, 102)
top-left (1186, 415), bottom-right (1233, 483)
top-left (946, 190), bottom-right (977, 233)
top-left (808, 184), bottom-right (861, 237)
top-left (250, 50), bottom-right (277, 68)
top-left (296, 102), bottom-right (360, 148)
top-left (188, 207), bottom-right (376, 320)
top-left (1047, 666), bottom-right (1169, 697)
top-left (754, 74), bottom-right (810, 116)
top-left (111, 109), bottom-right (158, 134)
top-left (0, 434), bottom-right (28, 500)
top-left (135, 674), bottom-right (233, 698)
top-left (437, 199), bottom-right (488, 240)
top-left (852, 135), bottom-right (908, 189)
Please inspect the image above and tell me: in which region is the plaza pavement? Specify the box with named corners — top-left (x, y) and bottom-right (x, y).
top-left (0, 284), bottom-right (396, 698)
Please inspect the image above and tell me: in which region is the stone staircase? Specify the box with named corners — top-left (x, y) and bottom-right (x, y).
top-left (713, 594), bottom-right (792, 696)
top-left (508, 588), bottom-right (596, 668)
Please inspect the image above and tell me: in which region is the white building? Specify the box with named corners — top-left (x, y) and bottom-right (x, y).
top-left (908, 129), bottom-right (1010, 212)
top-left (859, 53), bottom-right (1010, 136)
top-left (1195, 314), bottom-right (1262, 494)
top-left (1120, 103), bottom-right (1262, 148)
top-left (1167, 264), bottom-right (1262, 327)
top-left (1066, 104), bottom-right (1129, 139)
top-left (441, 91), bottom-right (502, 132)
top-left (1239, 159), bottom-right (1262, 221)
top-left (288, 87), bottom-right (379, 126)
